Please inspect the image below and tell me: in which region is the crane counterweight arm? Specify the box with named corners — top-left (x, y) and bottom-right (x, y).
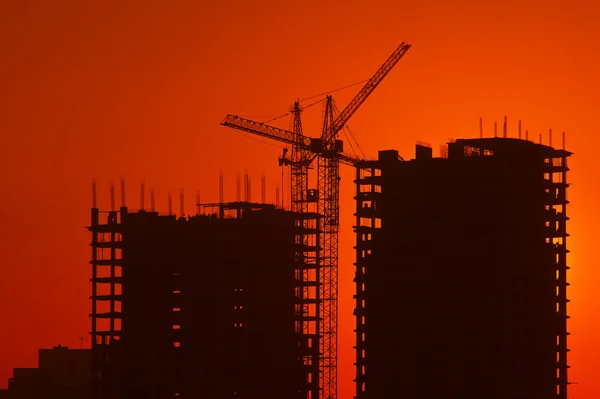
top-left (222, 114), bottom-right (364, 166)
top-left (221, 114), bottom-right (312, 148)
top-left (338, 152), bottom-right (364, 167)
top-left (323, 42), bottom-right (412, 142)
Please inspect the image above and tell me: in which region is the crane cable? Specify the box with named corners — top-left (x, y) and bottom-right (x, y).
top-left (299, 78), bottom-right (369, 102)
top-left (257, 111), bottom-right (292, 124)
top-left (239, 132), bottom-right (285, 148)
top-left (332, 100), bottom-right (367, 160)
top-left (331, 100), bottom-right (357, 157)
top-left (260, 96), bottom-right (326, 125)
top-left (343, 124), bottom-right (368, 160)
top-left (243, 77), bottom-right (370, 125)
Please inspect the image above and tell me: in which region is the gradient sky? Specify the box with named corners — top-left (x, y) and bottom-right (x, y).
top-left (1, 1), bottom-right (598, 397)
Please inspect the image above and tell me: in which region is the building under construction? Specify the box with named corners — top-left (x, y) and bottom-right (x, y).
top-left (354, 138), bottom-right (571, 399)
top-left (89, 199), bottom-right (320, 399)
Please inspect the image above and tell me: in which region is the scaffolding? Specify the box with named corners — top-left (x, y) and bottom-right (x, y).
top-left (543, 147), bottom-right (571, 398)
top-left (353, 153), bottom-right (387, 399)
top-left (89, 206), bottom-right (124, 399)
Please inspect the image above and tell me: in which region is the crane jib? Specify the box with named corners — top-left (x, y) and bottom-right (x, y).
top-left (221, 114), bottom-right (363, 166)
top-left (321, 42), bottom-right (411, 143)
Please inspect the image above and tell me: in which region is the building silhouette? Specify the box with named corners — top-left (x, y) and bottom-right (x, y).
top-left (354, 138), bottom-right (571, 399)
top-left (0, 345), bottom-right (91, 399)
top-left (89, 201), bottom-right (319, 399)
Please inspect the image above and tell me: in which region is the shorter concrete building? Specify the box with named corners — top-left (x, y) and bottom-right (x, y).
top-left (0, 345), bottom-right (91, 399)
top-left (89, 201), bottom-right (320, 399)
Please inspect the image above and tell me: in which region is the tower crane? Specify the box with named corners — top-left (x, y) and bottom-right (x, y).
top-left (221, 41), bottom-right (411, 399)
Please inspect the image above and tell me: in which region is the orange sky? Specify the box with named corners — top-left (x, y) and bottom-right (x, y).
top-left (0, 1), bottom-right (598, 397)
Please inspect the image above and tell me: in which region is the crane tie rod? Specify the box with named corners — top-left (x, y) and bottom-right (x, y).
top-left (260, 96), bottom-right (326, 124)
top-left (242, 78), bottom-right (369, 125)
top-left (299, 78), bottom-right (369, 102)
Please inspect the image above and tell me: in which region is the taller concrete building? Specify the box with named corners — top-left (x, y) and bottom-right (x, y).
top-left (354, 138), bottom-right (571, 399)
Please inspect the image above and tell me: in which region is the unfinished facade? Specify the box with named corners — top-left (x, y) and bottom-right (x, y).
top-left (354, 138), bottom-right (571, 399)
top-left (89, 201), bottom-right (320, 399)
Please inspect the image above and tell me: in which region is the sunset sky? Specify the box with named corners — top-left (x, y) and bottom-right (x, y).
top-left (1, 1), bottom-right (598, 397)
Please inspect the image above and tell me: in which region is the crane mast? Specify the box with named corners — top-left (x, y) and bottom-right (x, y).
top-left (220, 41), bottom-right (411, 399)
top-left (290, 102), bottom-right (320, 399)
top-left (318, 96), bottom-right (340, 399)
top-left (314, 42), bottom-right (410, 399)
